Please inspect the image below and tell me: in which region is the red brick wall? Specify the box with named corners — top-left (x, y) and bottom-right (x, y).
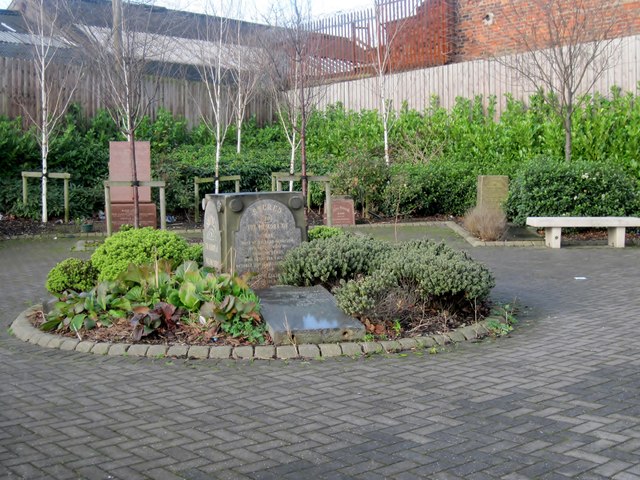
top-left (384, 0), bottom-right (453, 70)
top-left (454, 0), bottom-right (640, 61)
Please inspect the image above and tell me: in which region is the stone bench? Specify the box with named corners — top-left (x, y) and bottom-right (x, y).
top-left (526, 216), bottom-right (640, 248)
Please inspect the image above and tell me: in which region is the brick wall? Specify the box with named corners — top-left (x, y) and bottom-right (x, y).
top-left (454, 0), bottom-right (640, 61)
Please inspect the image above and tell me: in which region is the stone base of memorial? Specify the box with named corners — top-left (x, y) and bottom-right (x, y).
top-left (203, 192), bottom-right (307, 288)
top-left (111, 202), bottom-right (157, 231)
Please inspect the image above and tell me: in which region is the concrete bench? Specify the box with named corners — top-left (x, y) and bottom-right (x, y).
top-left (526, 216), bottom-right (640, 248)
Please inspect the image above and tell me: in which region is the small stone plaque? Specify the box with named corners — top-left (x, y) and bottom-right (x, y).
top-left (109, 141), bottom-right (152, 203)
top-left (477, 175), bottom-right (509, 212)
top-left (234, 199), bottom-right (301, 286)
top-left (257, 285), bottom-right (365, 345)
top-left (327, 196), bottom-right (355, 226)
top-left (111, 202), bottom-right (157, 230)
top-left (203, 199), bottom-right (222, 270)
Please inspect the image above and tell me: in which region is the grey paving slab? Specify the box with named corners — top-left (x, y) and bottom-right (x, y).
top-left (1, 236), bottom-right (640, 479)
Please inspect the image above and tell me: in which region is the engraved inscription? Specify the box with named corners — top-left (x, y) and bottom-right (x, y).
top-left (234, 200), bottom-right (301, 286)
top-left (477, 175), bottom-right (509, 212)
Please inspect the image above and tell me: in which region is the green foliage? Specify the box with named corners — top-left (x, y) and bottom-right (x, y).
top-left (280, 236), bottom-right (494, 322)
top-left (506, 158), bottom-right (640, 225)
top-left (383, 161), bottom-right (477, 217)
top-left (42, 259), bottom-right (265, 343)
top-left (41, 282), bottom-right (131, 333)
top-left (46, 258), bottom-right (99, 296)
top-left (278, 234), bottom-right (391, 289)
top-left (307, 226), bottom-right (344, 241)
top-left (137, 108), bottom-right (189, 154)
top-left (331, 154), bottom-right (390, 216)
top-left (4, 86), bottom-right (640, 222)
top-left (91, 228), bottom-right (195, 281)
top-left (334, 239), bottom-right (495, 320)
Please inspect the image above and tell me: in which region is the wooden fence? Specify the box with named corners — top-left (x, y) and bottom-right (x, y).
top-left (311, 34), bottom-right (640, 116)
top-left (0, 56), bottom-right (274, 126)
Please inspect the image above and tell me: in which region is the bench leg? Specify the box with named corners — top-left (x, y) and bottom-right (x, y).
top-left (545, 227), bottom-right (562, 248)
top-left (608, 227), bottom-right (626, 248)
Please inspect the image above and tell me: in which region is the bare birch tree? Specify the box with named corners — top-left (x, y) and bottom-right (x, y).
top-left (370, 0), bottom-right (404, 166)
top-left (496, 0), bottom-right (627, 162)
top-left (263, 0), bottom-right (324, 199)
top-left (77, 0), bottom-right (175, 226)
top-left (229, 4), bottom-right (266, 154)
top-left (18, 0), bottom-right (83, 223)
top-left (189, 0), bottom-right (237, 194)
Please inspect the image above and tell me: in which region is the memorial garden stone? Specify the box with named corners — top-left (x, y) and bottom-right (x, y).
top-left (203, 192), bottom-right (306, 287)
top-left (257, 285), bottom-right (365, 345)
top-left (108, 141), bottom-right (157, 230)
top-left (326, 195), bottom-right (355, 226)
top-left (477, 175), bottom-right (509, 212)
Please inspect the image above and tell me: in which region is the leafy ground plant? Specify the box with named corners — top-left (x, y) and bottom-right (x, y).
top-left (39, 260), bottom-right (265, 344)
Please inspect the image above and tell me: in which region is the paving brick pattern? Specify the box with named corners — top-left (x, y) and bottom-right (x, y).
top-left (1, 237), bottom-right (640, 479)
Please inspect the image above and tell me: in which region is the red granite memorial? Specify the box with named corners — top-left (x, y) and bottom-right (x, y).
top-left (325, 195), bottom-right (355, 226)
top-left (108, 141), bottom-right (157, 231)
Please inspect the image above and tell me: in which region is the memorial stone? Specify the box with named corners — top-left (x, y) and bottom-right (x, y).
top-left (477, 175), bottom-right (509, 212)
top-left (203, 192), bottom-right (306, 287)
top-left (257, 285), bottom-right (365, 345)
top-left (326, 195), bottom-right (355, 226)
top-left (108, 141), bottom-right (156, 230)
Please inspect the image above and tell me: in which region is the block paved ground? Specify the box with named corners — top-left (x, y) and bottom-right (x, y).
top-left (1, 234), bottom-right (640, 479)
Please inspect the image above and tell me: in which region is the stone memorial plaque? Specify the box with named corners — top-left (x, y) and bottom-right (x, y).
top-left (257, 285), bottom-right (365, 345)
top-left (111, 203), bottom-right (157, 230)
top-left (328, 196), bottom-right (355, 226)
top-left (109, 141), bottom-right (152, 203)
top-left (203, 198), bottom-right (222, 270)
top-left (477, 175), bottom-right (509, 212)
top-left (234, 199), bottom-right (301, 285)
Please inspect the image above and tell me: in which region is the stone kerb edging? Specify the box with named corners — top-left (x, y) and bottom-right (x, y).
top-left (10, 306), bottom-right (505, 360)
top-left (445, 222), bottom-right (545, 247)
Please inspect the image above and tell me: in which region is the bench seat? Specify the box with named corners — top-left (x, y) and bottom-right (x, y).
top-left (526, 216), bottom-right (640, 248)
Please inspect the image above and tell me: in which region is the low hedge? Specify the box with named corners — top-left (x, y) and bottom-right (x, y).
top-left (506, 158), bottom-right (640, 225)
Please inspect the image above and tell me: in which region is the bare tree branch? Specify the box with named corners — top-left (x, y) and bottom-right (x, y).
top-left (495, 0), bottom-right (626, 161)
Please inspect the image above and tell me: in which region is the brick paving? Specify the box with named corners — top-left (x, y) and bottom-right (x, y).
top-left (1, 235), bottom-right (640, 479)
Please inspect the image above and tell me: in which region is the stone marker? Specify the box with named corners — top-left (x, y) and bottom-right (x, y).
top-left (476, 175), bottom-right (509, 212)
top-left (108, 141), bottom-right (156, 230)
top-left (257, 285), bottom-right (365, 345)
top-left (108, 142), bottom-right (152, 203)
top-left (203, 192), bottom-right (306, 287)
top-left (326, 195), bottom-right (355, 226)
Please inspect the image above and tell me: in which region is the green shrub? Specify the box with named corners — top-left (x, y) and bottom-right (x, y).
top-left (308, 226), bottom-right (344, 241)
top-left (331, 154), bottom-right (390, 216)
top-left (334, 239), bottom-right (495, 320)
top-left (382, 161), bottom-right (477, 217)
top-left (91, 228), bottom-right (194, 281)
top-left (506, 158), bottom-right (640, 225)
top-left (278, 234), bottom-right (391, 289)
top-left (184, 243), bottom-right (204, 264)
top-left (46, 258), bottom-right (99, 296)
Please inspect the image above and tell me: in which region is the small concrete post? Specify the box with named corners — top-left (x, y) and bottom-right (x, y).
top-left (194, 179), bottom-right (200, 223)
top-left (325, 181), bottom-right (332, 226)
top-left (159, 186), bottom-right (166, 230)
top-left (63, 177), bottom-right (69, 223)
top-left (104, 183), bottom-right (112, 236)
top-left (22, 174), bottom-right (28, 205)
